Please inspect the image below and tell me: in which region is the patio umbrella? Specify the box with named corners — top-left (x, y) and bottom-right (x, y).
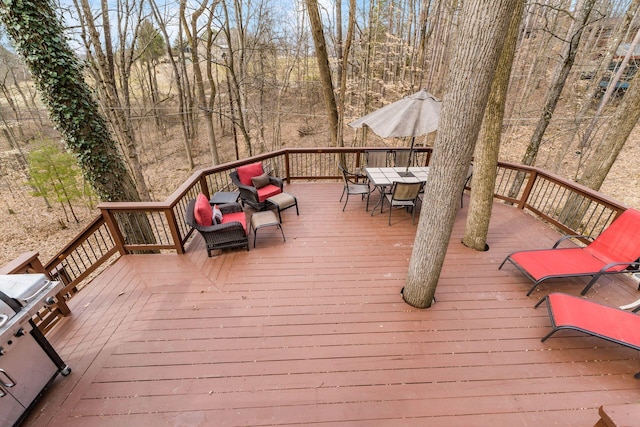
top-left (349, 88), bottom-right (441, 172)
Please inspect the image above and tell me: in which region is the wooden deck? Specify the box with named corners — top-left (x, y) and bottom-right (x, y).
top-left (24, 183), bottom-right (640, 426)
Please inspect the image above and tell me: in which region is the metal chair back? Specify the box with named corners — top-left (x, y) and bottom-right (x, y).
top-left (386, 181), bottom-right (424, 225)
top-left (394, 150), bottom-right (413, 168)
top-left (391, 181), bottom-right (423, 202)
top-left (365, 150), bottom-right (389, 168)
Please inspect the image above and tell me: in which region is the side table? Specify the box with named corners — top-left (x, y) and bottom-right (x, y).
top-left (250, 210), bottom-right (286, 248)
top-left (210, 191), bottom-right (240, 206)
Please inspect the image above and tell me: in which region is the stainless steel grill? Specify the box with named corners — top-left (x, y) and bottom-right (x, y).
top-left (0, 274), bottom-right (71, 427)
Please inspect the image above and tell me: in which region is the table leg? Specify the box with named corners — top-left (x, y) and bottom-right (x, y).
top-left (370, 186), bottom-right (385, 216)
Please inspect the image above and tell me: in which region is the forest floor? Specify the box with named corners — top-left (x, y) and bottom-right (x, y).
top-left (1, 106), bottom-right (639, 269)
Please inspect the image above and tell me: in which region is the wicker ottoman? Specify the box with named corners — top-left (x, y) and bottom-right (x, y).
top-left (267, 192), bottom-right (299, 222)
top-left (250, 210), bottom-right (286, 248)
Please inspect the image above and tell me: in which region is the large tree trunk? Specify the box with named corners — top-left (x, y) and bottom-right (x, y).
top-left (402, 0), bottom-right (519, 309)
top-left (462, 0), bottom-right (525, 251)
top-left (305, 0), bottom-right (339, 146)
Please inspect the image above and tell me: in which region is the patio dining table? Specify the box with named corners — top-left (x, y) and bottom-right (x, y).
top-left (365, 166), bottom-right (429, 214)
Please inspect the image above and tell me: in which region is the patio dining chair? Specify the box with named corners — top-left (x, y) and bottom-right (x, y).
top-left (362, 150), bottom-right (392, 194)
top-left (365, 150), bottom-right (390, 168)
top-left (383, 181), bottom-right (424, 225)
top-left (339, 163), bottom-right (371, 211)
top-left (393, 149), bottom-right (413, 169)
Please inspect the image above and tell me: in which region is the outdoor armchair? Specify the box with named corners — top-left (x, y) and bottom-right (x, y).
top-left (230, 162), bottom-right (283, 211)
top-left (186, 198), bottom-right (249, 256)
top-left (500, 208), bottom-right (640, 295)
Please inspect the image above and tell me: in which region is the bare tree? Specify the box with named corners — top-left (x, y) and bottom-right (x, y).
top-left (463, 0), bottom-right (525, 252)
top-left (149, 0), bottom-right (195, 169)
top-left (218, 0), bottom-right (255, 156)
top-left (136, 19), bottom-right (166, 136)
top-left (74, 0), bottom-right (151, 200)
top-left (336, 0), bottom-right (356, 147)
top-left (520, 0), bottom-right (597, 167)
top-left (549, 0), bottom-right (639, 173)
top-left (305, 0), bottom-right (339, 145)
top-left (402, 0), bottom-right (520, 309)
top-left (180, 0), bottom-right (221, 164)
top-left (576, 68), bottom-right (640, 190)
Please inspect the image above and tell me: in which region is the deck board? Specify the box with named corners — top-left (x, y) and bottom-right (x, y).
top-left (23, 182), bottom-right (640, 426)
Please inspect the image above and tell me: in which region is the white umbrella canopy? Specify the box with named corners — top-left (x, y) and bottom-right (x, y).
top-left (348, 88), bottom-right (442, 138)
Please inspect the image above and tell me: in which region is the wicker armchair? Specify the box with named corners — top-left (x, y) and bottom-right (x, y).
top-left (229, 163), bottom-right (284, 210)
top-left (185, 199), bottom-right (249, 256)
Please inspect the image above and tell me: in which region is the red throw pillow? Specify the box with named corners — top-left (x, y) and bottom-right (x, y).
top-left (237, 162), bottom-right (264, 186)
top-left (193, 193), bottom-right (213, 227)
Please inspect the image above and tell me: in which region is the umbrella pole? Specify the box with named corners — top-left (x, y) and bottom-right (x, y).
top-left (406, 137), bottom-right (415, 172)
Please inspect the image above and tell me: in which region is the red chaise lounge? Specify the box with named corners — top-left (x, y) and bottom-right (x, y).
top-left (535, 292), bottom-right (640, 379)
top-left (500, 208), bottom-right (640, 296)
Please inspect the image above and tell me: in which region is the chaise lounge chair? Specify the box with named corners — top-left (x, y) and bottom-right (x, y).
top-left (535, 292), bottom-right (640, 379)
top-left (499, 208), bottom-right (640, 296)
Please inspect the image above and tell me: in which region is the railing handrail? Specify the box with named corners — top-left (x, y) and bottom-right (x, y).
top-left (497, 161), bottom-right (627, 211)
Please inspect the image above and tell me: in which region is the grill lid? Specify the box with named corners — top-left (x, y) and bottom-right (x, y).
top-left (0, 274), bottom-right (51, 307)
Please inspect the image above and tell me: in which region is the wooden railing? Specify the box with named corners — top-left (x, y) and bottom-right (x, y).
top-left (2, 147), bottom-right (629, 333)
top-left (492, 162), bottom-right (626, 241)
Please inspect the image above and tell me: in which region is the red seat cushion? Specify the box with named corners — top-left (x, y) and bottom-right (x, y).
top-left (510, 248), bottom-right (606, 281)
top-left (237, 162), bottom-right (264, 186)
top-left (257, 184), bottom-right (282, 202)
top-left (221, 211), bottom-right (247, 232)
top-left (193, 193), bottom-right (213, 227)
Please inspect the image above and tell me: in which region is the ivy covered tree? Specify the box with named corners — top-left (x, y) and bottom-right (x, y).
top-left (0, 0), bottom-right (141, 203)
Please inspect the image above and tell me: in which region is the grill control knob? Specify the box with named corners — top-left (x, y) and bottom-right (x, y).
top-left (45, 296), bottom-right (56, 305)
top-left (14, 328), bottom-right (24, 337)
